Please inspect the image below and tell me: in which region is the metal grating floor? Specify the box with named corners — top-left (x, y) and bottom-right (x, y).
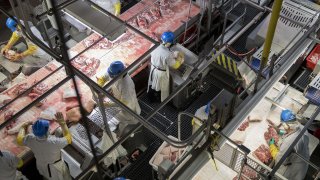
top-left (293, 68), bottom-right (312, 91)
top-left (119, 75), bottom-right (221, 180)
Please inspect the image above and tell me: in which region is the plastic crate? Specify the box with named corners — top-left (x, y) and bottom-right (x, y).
top-left (149, 136), bottom-right (188, 174)
top-left (306, 44), bottom-right (320, 70)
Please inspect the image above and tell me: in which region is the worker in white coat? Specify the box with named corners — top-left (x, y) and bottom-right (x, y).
top-left (147, 31), bottom-right (184, 102)
top-left (97, 61), bottom-right (141, 134)
top-left (0, 150), bottom-right (26, 180)
top-left (191, 102), bottom-right (211, 146)
top-left (1, 18), bottom-right (52, 75)
top-left (17, 113), bottom-right (72, 180)
top-left (269, 110), bottom-right (309, 180)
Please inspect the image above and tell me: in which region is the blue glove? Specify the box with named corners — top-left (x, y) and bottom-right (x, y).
top-left (280, 109), bottom-right (296, 122)
top-left (269, 138), bottom-right (275, 145)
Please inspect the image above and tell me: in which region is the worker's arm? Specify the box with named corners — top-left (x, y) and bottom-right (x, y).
top-left (17, 159), bottom-right (23, 168)
top-left (269, 138), bottom-right (279, 159)
top-left (21, 43), bottom-right (38, 57)
top-left (16, 122), bottom-right (31, 146)
top-left (96, 74), bottom-right (110, 87)
top-left (1, 32), bottom-right (20, 55)
top-left (168, 51), bottom-right (184, 69)
top-left (10, 43), bottom-right (38, 61)
top-left (55, 112), bottom-right (72, 144)
top-left (4, 32), bottom-right (20, 50)
top-left (114, 0), bottom-right (121, 16)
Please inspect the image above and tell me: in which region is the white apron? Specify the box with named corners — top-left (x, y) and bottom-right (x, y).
top-left (148, 45), bottom-right (176, 102)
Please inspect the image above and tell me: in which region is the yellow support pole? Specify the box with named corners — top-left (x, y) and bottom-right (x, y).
top-left (254, 0), bottom-right (283, 92)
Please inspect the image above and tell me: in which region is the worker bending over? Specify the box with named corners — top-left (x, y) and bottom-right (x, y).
top-left (1, 18), bottom-right (52, 75)
top-left (97, 61), bottom-right (141, 135)
top-left (17, 113), bottom-right (72, 180)
top-left (269, 110), bottom-right (309, 180)
top-left (148, 31), bottom-right (184, 102)
top-left (0, 150), bottom-right (26, 180)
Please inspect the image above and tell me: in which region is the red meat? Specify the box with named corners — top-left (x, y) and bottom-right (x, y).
top-left (137, 15), bottom-right (148, 28)
top-left (253, 145), bottom-right (272, 164)
top-left (150, 7), bottom-right (161, 20)
top-left (141, 11), bottom-right (155, 23)
top-left (238, 120), bottom-right (249, 131)
top-left (264, 126), bottom-right (279, 144)
top-left (72, 56), bottom-right (101, 77)
top-left (10, 83), bottom-right (29, 96)
top-left (127, 18), bottom-right (138, 28)
top-left (233, 165), bottom-right (258, 179)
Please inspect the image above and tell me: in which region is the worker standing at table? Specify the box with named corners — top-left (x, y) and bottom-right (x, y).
top-left (16, 113), bottom-right (72, 180)
top-left (147, 31), bottom-right (184, 102)
top-left (0, 150), bottom-right (26, 180)
top-left (1, 18), bottom-right (52, 75)
top-left (269, 110), bottom-right (310, 180)
top-left (97, 61), bottom-right (141, 134)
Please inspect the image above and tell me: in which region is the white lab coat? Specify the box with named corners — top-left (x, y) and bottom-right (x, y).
top-left (101, 131), bottom-right (127, 166)
top-left (0, 151), bottom-right (20, 180)
top-left (112, 74), bottom-right (141, 130)
top-left (148, 45), bottom-right (177, 102)
top-left (275, 124), bottom-right (309, 180)
top-left (23, 134), bottom-right (71, 180)
top-left (192, 105), bottom-right (209, 146)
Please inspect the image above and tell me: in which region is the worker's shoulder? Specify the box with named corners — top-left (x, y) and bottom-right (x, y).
top-left (152, 45), bottom-right (171, 54)
top-left (47, 135), bottom-right (68, 144)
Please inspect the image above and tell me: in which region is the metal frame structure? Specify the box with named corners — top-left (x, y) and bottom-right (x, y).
top-left (0, 0), bottom-right (319, 179)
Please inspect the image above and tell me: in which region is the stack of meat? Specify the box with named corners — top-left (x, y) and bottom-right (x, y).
top-left (264, 126), bottom-right (279, 145)
top-left (233, 165), bottom-right (258, 180)
top-left (71, 56), bottom-right (101, 77)
top-left (3, 110), bottom-right (18, 135)
top-left (253, 145), bottom-right (272, 164)
top-left (152, 145), bottom-right (184, 166)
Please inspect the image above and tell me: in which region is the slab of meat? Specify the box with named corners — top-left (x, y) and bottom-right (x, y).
top-left (28, 82), bottom-right (49, 101)
top-left (159, 6), bottom-right (174, 16)
top-left (137, 15), bottom-right (148, 29)
top-left (72, 56), bottom-right (101, 77)
top-left (127, 18), bottom-right (138, 28)
top-left (83, 38), bottom-right (95, 48)
top-left (150, 32), bottom-right (160, 42)
top-left (141, 11), bottom-right (156, 23)
top-left (66, 107), bottom-right (81, 122)
top-left (264, 126), bottom-right (279, 144)
top-left (153, 145), bottom-right (184, 166)
top-left (10, 83), bottom-right (29, 96)
top-left (160, 0), bottom-right (171, 8)
top-left (96, 40), bottom-right (113, 49)
top-left (238, 120), bottom-right (249, 131)
top-left (253, 145), bottom-right (272, 164)
top-left (4, 110), bottom-right (17, 131)
top-left (0, 95), bottom-right (12, 110)
top-left (233, 165), bottom-right (258, 180)
top-left (114, 31), bottom-right (134, 46)
top-left (150, 7), bottom-right (161, 20)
